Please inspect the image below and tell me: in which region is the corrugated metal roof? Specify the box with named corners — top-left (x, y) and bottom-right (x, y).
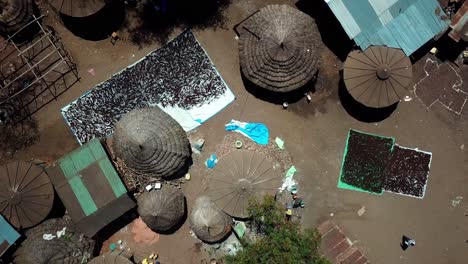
top-left (48, 138), bottom-right (135, 237)
top-left (0, 214), bottom-right (20, 256)
top-left (326, 0), bottom-right (450, 55)
top-left (449, 1), bottom-right (468, 42)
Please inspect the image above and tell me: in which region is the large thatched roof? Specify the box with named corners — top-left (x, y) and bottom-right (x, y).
top-left (13, 218), bottom-right (95, 264)
top-left (88, 253), bottom-right (133, 264)
top-left (48, 0), bottom-right (105, 17)
top-left (239, 4), bottom-right (321, 93)
top-left (0, 0), bottom-right (33, 35)
top-left (113, 107), bottom-right (191, 178)
top-left (206, 150), bottom-right (280, 218)
top-left (0, 161), bottom-right (54, 229)
top-left (343, 45), bottom-right (412, 108)
top-left (190, 196), bottom-right (233, 243)
top-left (137, 187), bottom-right (186, 232)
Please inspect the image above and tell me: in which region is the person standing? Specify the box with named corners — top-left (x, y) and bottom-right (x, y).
top-left (401, 235), bottom-right (416, 250)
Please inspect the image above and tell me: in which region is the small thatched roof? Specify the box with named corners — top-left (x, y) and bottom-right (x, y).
top-left (0, 0), bottom-right (33, 35)
top-left (13, 218), bottom-right (95, 264)
top-left (88, 253), bottom-right (133, 264)
top-left (239, 4), bottom-right (321, 93)
top-left (0, 161), bottom-right (54, 229)
top-left (137, 187), bottom-right (185, 232)
top-left (113, 107), bottom-right (191, 178)
top-left (48, 0), bottom-right (106, 17)
top-left (190, 196), bottom-right (233, 243)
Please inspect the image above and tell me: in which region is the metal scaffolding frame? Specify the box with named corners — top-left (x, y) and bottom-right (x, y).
top-left (0, 14), bottom-right (79, 124)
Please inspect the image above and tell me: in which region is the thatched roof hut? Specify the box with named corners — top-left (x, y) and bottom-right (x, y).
top-left (190, 196), bottom-right (233, 243)
top-left (48, 0), bottom-right (105, 17)
top-left (88, 253), bottom-right (133, 264)
top-left (0, 0), bottom-right (33, 35)
top-left (13, 218), bottom-right (95, 264)
top-left (137, 187), bottom-right (186, 232)
top-left (113, 107), bottom-right (191, 179)
top-left (239, 4), bottom-right (321, 93)
top-left (0, 161), bottom-right (54, 229)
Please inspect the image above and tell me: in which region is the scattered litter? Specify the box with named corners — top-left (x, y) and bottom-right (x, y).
top-left (145, 185), bottom-right (153, 191)
top-left (109, 243), bottom-right (117, 251)
top-left (283, 102), bottom-right (288, 109)
top-left (330, 213), bottom-right (334, 217)
top-left (205, 154), bottom-right (218, 168)
top-left (404, 95), bottom-right (412, 102)
top-left (225, 119), bottom-right (269, 145)
top-left (154, 182), bottom-right (161, 189)
top-left (275, 137), bottom-right (285, 150)
top-left (87, 68), bottom-right (96, 76)
top-left (357, 206), bottom-right (366, 216)
top-left (192, 138), bottom-right (205, 152)
top-left (234, 35), bottom-right (239, 40)
top-left (56, 227), bottom-right (66, 238)
top-left (461, 144), bottom-right (464, 151)
top-left (233, 221), bottom-right (246, 238)
top-left (452, 196), bottom-right (463, 207)
top-left (117, 240), bottom-right (122, 244)
top-left (235, 140), bottom-right (243, 149)
top-left (42, 234), bottom-right (56, 240)
top-left (185, 173), bottom-right (191, 180)
top-left (279, 166), bottom-right (298, 192)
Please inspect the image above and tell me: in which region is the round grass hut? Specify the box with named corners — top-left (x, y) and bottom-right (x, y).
top-left (13, 218), bottom-right (95, 264)
top-left (0, 0), bottom-right (33, 36)
top-left (239, 4), bottom-right (321, 93)
top-left (88, 253), bottom-right (133, 264)
top-left (137, 187), bottom-right (186, 233)
top-left (190, 196), bottom-right (233, 243)
top-left (113, 107), bottom-right (191, 179)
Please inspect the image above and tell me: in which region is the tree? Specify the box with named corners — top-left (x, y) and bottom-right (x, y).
top-left (224, 195), bottom-right (330, 264)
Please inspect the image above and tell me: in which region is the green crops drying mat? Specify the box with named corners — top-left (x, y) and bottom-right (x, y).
top-left (338, 129), bottom-right (395, 194)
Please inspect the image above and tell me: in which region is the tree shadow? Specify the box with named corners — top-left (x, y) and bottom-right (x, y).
top-left (241, 69), bottom-right (318, 105)
top-left (296, 0), bottom-right (355, 62)
top-left (338, 73), bottom-right (398, 123)
top-left (60, 1), bottom-right (126, 41)
top-left (0, 116), bottom-right (39, 163)
top-left (123, 0), bottom-right (232, 47)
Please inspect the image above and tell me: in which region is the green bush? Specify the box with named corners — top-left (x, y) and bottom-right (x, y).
top-left (225, 195), bottom-right (330, 264)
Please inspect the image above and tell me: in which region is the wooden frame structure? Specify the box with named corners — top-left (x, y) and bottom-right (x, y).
top-left (0, 14), bottom-right (79, 124)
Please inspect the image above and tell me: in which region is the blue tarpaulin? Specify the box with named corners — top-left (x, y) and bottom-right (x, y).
top-left (225, 120), bottom-right (269, 145)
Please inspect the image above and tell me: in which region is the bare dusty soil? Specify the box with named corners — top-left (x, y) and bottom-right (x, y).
top-left (3, 0), bottom-right (468, 263)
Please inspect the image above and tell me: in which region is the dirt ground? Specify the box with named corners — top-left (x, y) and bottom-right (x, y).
top-left (5, 0), bottom-right (468, 263)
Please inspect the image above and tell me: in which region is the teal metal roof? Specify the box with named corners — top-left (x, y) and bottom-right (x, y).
top-left (0, 214), bottom-right (20, 256)
top-left (325, 0), bottom-right (450, 55)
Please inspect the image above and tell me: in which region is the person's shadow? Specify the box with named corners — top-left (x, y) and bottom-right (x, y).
top-left (400, 235), bottom-right (410, 251)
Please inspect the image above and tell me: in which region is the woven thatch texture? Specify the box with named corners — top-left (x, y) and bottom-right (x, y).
top-left (88, 253), bottom-right (133, 264)
top-left (13, 218), bottom-right (95, 264)
top-left (0, 0), bottom-right (33, 34)
top-left (137, 187), bottom-right (186, 232)
top-left (190, 196), bottom-right (233, 243)
top-left (239, 4), bottom-right (321, 92)
top-left (48, 0), bottom-right (105, 17)
top-left (113, 107), bottom-right (191, 178)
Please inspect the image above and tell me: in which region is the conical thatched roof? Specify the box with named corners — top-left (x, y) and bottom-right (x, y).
top-left (0, 0), bottom-right (33, 35)
top-left (48, 0), bottom-right (105, 17)
top-left (239, 4), bottom-right (321, 92)
top-left (190, 196), bottom-right (233, 243)
top-left (88, 253), bottom-right (133, 264)
top-left (13, 218), bottom-right (95, 264)
top-left (137, 187), bottom-right (186, 232)
top-left (0, 161), bottom-right (54, 229)
top-left (113, 107), bottom-right (191, 178)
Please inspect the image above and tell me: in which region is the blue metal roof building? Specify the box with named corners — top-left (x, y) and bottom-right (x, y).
top-left (325, 0), bottom-right (450, 55)
top-left (0, 214), bottom-right (20, 256)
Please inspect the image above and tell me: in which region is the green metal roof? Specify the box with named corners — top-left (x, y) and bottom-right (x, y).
top-left (48, 138), bottom-right (134, 237)
top-left (325, 0), bottom-right (450, 55)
